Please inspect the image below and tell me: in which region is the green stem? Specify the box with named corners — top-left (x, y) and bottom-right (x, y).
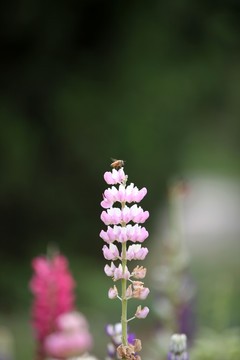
top-left (121, 241), bottom-right (128, 346)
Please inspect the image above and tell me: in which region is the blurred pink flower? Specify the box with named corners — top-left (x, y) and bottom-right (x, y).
top-left (44, 330), bottom-right (92, 359)
top-left (56, 311), bottom-right (89, 333)
top-left (29, 254), bottom-right (75, 352)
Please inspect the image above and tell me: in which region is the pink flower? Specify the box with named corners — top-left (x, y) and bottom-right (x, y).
top-left (30, 255), bottom-right (75, 344)
top-left (99, 226), bottom-right (118, 244)
top-left (135, 306), bottom-right (149, 319)
top-left (125, 245), bottom-right (148, 260)
top-left (101, 197), bottom-right (114, 209)
top-left (113, 264), bottom-right (130, 280)
top-left (104, 168), bottom-right (126, 185)
top-left (104, 262), bottom-right (116, 276)
top-left (122, 205), bottom-right (149, 224)
top-left (108, 285), bottom-right (118, 299)
top-left (102, 244), bottom-right (119, 260)
top-left (44, 331), bottom-right (92, 358)
top-left (126, 284), bottom-right (133, 298)
top-left (56, 311), bottom-right (89, 333)
top-left (132, 283), bottom-right (150, 300)
top-left (132, 266), bottom-right (147, 279)
top-left (101, 208), bottom-right (122, 225)
top-left (101, 184), bottom-right (147, 207)
top-left (100, 166), bottom-right (150, 336)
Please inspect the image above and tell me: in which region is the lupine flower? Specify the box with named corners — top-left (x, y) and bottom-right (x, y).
top-left (104, 262), bottom-right (116, 277)
top-left (132, 266), bottom-right (146, 279)
top-left (105, 323), bottom-right (136, 360)
top-left (108, 285), bottom-right (118, 299)
top-left (132, 282), bottom-right (150, 300)
top-left (104, 168), bottom-right (126, 185)
top-left (100, 164), bottom-right (150, 359)
top-left (113, 264), bottom-right (130, 281)
top-left (135, 306), bottom-right (150, 319)
top-left (30, 254), bottom-right (75, 356)
top-left (102, 244), bottom-right (119, 260)
top-left (167, 334), bottom-right (189, 360)
top-left (100, 224), bottom-right (149, 244)
top-left (126, 245), bottom-right (148, 260)
top-left (44, 311), bottom-right (92, 359)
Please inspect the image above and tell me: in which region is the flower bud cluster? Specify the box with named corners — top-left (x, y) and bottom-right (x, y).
top-left (167, 334), bottom-right (189, 360)
top-left (105, 323), bottom-right (136, 360)
top-left (100, 166), bottom-right (150, 355)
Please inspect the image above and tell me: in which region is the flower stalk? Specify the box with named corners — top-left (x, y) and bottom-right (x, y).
top-left (100, 164), bottom-right (150, 360)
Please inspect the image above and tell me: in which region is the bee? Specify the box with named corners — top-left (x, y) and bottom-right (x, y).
top-left (110, 158), bottom-right (125, 169)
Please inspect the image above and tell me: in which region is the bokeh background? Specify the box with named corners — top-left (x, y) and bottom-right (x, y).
top-left (0, 1), bottom-right (240, 359)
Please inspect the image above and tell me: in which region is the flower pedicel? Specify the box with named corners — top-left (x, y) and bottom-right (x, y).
top-left (100, 164), bottom-right (150, 360)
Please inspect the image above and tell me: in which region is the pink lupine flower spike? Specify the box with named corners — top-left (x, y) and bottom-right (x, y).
top-left (100, 162), bottom-right (150, 360)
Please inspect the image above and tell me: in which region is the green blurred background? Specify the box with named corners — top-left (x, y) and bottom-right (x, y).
top-left (0, 0), bottom-right (240, 359)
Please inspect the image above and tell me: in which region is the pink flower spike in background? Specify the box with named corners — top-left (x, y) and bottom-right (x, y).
top-left (100, 161), bottom-right (150, 360)
top-left (30, 253), bottom-right (94, 360)
top-left (30, 254), bottom-right (75, 349)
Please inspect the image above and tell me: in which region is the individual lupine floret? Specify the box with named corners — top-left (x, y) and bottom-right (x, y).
top-left (132, 282), bottom-right (150, 300)
top-left (126, 245), bottom-right (148, 260)
top-left (104, 168), bottom-right (126, 185)
top-left (135, 306), bottom-right (150, 319)
top-left (108, 285), bottom-right (118, 299)
top-left (102, 244), bottom-right (120, 260)
top-left (131, 266), bottom-right (147, 279)
top-left (100, 163), bottom-right (150, 360)
top-left (113, 264), bottom-right (131, 281)
top-left (167, 334), bottom-right (189, 360)
top-left (104, 262), bottom-right (116, 277)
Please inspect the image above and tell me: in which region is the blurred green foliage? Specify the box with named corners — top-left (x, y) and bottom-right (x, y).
top-left (190, 328), bottom-right (240, 360)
